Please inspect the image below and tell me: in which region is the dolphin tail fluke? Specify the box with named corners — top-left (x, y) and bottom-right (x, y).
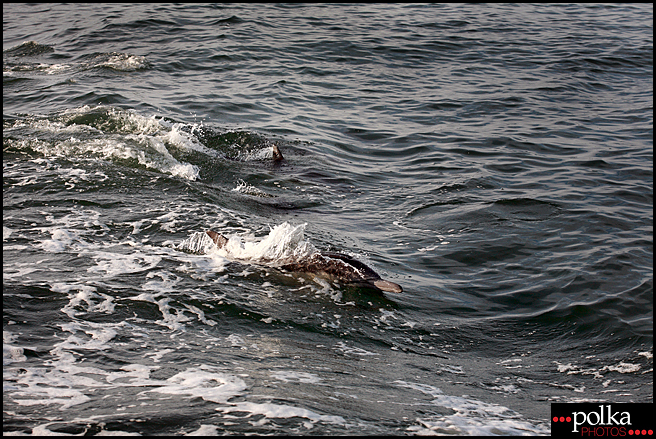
top-left (206, 231), bottom-right (228, 249)
top-left (373, 279), bottom-right (403, 293)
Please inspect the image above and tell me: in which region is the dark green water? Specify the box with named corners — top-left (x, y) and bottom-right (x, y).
top-left (4, 4), bottom-right (652, 435)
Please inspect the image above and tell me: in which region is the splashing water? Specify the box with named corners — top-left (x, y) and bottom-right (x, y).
top-left (178, 222), bottom-right (319, 266)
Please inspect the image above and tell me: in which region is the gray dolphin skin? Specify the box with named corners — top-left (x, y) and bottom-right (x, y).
top-left (206, 231), bottom-right (402, 293)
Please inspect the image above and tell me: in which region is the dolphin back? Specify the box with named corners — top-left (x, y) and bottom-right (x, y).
top-left (203, 231), bottom-right (402, 293)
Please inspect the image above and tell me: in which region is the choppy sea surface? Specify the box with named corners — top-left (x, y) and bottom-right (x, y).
top-left (3, 3), bottom-right (653, 436)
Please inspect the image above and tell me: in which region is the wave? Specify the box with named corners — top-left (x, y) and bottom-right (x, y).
top-left (3, 40), bottom-right (54, 57)
top-left (178, 222), bottom-right (319, 266)
top-left (3, 105), bottom-right (282, 181)
top-left (3, 42), bottom-right (149, 75)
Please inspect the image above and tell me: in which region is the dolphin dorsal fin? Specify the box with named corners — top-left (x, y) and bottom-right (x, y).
top-left (206, 231), bottom-right (228, 248)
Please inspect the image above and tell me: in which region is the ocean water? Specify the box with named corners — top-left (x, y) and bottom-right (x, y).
top-left (3, 3), bottom-right (653, 435)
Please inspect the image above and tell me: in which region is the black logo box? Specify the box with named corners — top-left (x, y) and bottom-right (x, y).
top-left (551, 403), bottom-right (652, 437)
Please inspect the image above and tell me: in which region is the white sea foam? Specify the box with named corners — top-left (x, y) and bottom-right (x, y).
top-left (376, 309), bottom-right (397, 326)
top-left (272, 370), bottom-right (323, 384)
top-left (216, 401), bottom-right (346, 426)
top-left (187, 424), bottom-right (222, 436)
top-left (333, 341), bottom-right (378, 357)
top-left (4, 104), bottom-right (282, 183)
top-left (52, 282), bottom-right (116, 318)
top-left (87, 251), bottom-right (162, 277)
top-left (554, 358), bottom-right (643, 381)
top-left (56, 323), bottom-right (118, 352)
top-left (236, 145), bottom-right (279, 161)
top-left (177, 231), bottom-right (217, 254)
top-left (161, 121), bottom-right (223, 159)
top-left (36, 210), bottom-right (108, 253)
top-left (40, 228), bottom-right (74, 252)
top-left (438, 364), bottom-right (465, 375)
top-left (602, 362), bottom-right (641, 374)
top-left (97, 53), bottom-right (149, 71)
top-left (208, 222), bottom-right (318, 266)
top-left (226, 334), bottom-right (247, 348)
top-left (3, 331), bottom-right (28, 365)
top-left (142, 270), bottom-right (181, 293)
top-left (232, 179), bottom-right (273, 197)
top-left (147, 367), bottom-right (247, 404)
top-left (183, 303), bottom-right (217, 327)
top-left (130, 292), bottom-right (192, 331)
top-left (395, 380), bottom-right (550, 435)
top-left (175, 253), bottom-right (229, 281)
top-left (5, 51), bottom-right (149, 75)
top-left (6, 106), bottom-right (204, 181)
top-left (6, 354), bottom-right (246, 412)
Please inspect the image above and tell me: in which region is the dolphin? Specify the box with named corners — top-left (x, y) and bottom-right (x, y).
top-left (206, 230), bottom-right (402, 293)
top-left (272, 144), bottom-right (284, 161)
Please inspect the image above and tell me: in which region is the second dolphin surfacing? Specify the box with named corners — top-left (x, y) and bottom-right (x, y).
top-left (206, 230), bottom-right (402, 294)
